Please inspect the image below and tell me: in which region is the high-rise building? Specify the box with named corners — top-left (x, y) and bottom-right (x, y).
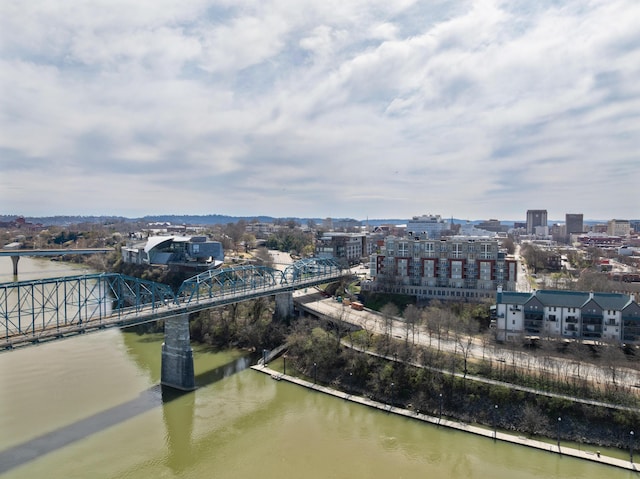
top-left (526, 210), bottom-right (548, 235)
top-left (565, 214), bottom-right (584, 234)
top-left (365, 235), bottom-right (517, 301)
top-left (406, 214), bottom-right (451, 239)
top-left (607, 219), bottom-right (631, 237)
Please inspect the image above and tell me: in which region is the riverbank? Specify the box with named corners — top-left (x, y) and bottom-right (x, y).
top-left (252, 364), bottom-right (638, 472)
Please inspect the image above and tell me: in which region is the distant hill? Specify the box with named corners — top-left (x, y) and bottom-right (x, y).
top-left (4, 214), bottom-right (630, 228)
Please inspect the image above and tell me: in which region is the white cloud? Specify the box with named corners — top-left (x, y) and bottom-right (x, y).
top-left (0, 0), bottom-right (638, 221)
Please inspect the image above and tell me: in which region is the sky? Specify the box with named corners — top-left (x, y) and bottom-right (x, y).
top-left (1, 0), bottom-right (639, 222)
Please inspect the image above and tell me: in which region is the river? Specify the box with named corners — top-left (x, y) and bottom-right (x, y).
top-left (0, 257), bottom-right (634, 478)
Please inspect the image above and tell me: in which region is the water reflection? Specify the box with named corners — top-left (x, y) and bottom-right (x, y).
top-left (0, 387), bottom-right (161, 475)
top-left (162, 386), bottom-right (195, 473)
top-left (0, 355), bottom-right (254, 475)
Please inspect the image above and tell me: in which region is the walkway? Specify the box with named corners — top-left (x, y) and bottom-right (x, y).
top-left (345, 342), bottom-right (640, 414)
top-left (294, 291), bottom-right (640, 394)
top-left (252, 364), bottom-right (638, 472)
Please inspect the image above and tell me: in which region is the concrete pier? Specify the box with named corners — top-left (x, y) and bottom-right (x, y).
top-left (161, 313), bottom-right (196, 391)
top-left (274, 291), bottom-right (294, 320)
top-left (11, 256), bottom-right (19, 276)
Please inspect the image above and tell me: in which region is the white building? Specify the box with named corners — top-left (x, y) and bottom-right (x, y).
top-left (608, 219), bottom-right (631, 237)
top-left (406, 214), bottom-right (451, 239)
top-left (494, 288), bottom-right (640, 343)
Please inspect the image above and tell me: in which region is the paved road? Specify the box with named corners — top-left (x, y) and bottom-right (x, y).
top-left (268, 250), bottom-right (294, 271)
top-left (294, 290), bottom-right (640, 394)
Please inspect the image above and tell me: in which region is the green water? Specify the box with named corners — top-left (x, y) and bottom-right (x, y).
top-left (0, 258), bottom-right (634, 478)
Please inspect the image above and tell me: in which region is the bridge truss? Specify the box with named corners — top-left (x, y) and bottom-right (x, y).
top-left (0, 258), bottom-right (350, 350)
top-left (0, 273), bottom-right (175, 348)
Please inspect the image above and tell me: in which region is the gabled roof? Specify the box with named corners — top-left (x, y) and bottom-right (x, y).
top-left (500, 292), bottom-right (531, 305)
top-left (497, 289), bottom-right (634, 311)
top-left (592, 292), bottom-right (633, 311)
top-left (535, 290), bottom-right (589, 308)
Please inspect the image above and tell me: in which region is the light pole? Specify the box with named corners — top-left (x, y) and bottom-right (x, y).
top-left (313, 362), bottom-right (317, 384)
top-left (439, 393), bottom-right (443, 425)
top-left (494, 405), bottom-right (498, 440)
top-left (283, 355), bottom-right (286, 375)
top-left (390, 382), bottom-right (395, 407)
top-left (557, 417), bottom-right (562, 453)
top-left (630, 431), bottom-right (634, 463)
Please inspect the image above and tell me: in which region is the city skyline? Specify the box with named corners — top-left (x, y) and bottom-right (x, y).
top-left (1, 1), bottom-right (639, 220)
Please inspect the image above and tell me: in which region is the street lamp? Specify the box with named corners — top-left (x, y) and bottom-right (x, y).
top-left (283, 355), bottom-right (286, 375)
top-left (494, 405), bottom-right (498, 440)
top-left (630, 431), bottom-right (634, 463)
top-left (313, 362), bottom-right (317, 384)
top-left (438, 393), bottom-right (443, 425)
top-left (557, 417), bottom-right (562, 453)
top-left (390, 382), bottom-right (395, 406)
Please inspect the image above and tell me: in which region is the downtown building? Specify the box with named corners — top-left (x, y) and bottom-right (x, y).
top-left (364, 235), bottom-right (517, 301)
top-left (526, 209), bottom-right (548, 235)
top-left (315, 232), bottom-right (366, 265)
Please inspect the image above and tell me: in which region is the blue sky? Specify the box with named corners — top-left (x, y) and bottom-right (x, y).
top-left (1, 0), bottom-right (638, 221)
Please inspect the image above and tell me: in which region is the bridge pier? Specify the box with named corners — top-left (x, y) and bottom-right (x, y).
top-left (161, 313), bottom-right (196, 391)
top-left (11, 256), bottom-right (19, 276)
top-left (274, 291), bottom-right (294, 320)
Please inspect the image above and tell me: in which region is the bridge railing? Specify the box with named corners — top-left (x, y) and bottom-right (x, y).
top-left (0, 273), bottom-right (176, 346)
top-left (175, 258), bottom-right (350, 307)
top-left (0, 258), bottom-right (352, 348)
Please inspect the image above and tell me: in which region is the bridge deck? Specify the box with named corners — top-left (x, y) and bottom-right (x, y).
top-left (0, 265), bottom-right (351, 351)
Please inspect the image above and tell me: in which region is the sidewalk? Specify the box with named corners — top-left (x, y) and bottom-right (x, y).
top-left (252, 364), bottom-right (638, 472)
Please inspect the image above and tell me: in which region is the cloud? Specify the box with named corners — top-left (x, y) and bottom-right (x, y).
top-left (0, 0), bottom-right (638, 220)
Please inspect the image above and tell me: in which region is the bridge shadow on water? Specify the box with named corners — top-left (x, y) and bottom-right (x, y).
top-left (0, 354), bottom-right (257, 475)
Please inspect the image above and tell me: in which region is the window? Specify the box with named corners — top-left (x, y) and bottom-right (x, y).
top-left (451, 260), bottom-right (463, 279)
top-left (479, 262), bottom-right (492, 280)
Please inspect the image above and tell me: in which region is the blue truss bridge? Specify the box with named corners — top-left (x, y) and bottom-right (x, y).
top-left (1, 257), bottom-right (351, 390)
top-left (0, 257), bottom-right (349, 352)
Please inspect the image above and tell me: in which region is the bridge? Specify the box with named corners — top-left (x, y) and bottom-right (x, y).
top-left (0, 257), bottom-right (351, 390)
top-left (0, 247), bottom-right (113, 276)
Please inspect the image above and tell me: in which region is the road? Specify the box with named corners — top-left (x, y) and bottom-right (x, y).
top-left (294, 290), bottom-right (640, 393)
top-left (268, 250), bottom-right (294, 271)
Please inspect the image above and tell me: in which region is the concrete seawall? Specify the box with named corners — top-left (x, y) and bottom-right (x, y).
top-left (252, 364), bottom-right (638, 472)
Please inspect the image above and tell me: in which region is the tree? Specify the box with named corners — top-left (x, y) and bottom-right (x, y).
top-left (598, 339), bottom-right (627, 391)
top-left (223, 220), bottom-right (246, 251)
top-left (254, 247), bottom-right (274, 267)
top-left (520, 403), bottom-right (549, 436)
top-left (403, 304), bottom-right (421, 345)
top-left (501, 236), bottom-right (516, 255)
top-left (454, 316), bottom-right (479, 378)
top-left (380, 303), bottom-right (399, 350)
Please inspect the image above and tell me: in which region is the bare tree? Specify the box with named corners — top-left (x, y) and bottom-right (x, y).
top-left (380, 303), bottom-right (399, 339)
top-left (254, 247), bottom-right (274, 268)
top-left (598, 339), bottom-right (627, 391)
top-left (454, 316), bottom-right (479, 378)
top-left (380, 303), bottom-right (399, 353)
top-left (403, 304), bottom-right (421, 345)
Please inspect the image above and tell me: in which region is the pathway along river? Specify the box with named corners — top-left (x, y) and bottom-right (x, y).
top-left (0, 257), bottom-right (634, 478)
